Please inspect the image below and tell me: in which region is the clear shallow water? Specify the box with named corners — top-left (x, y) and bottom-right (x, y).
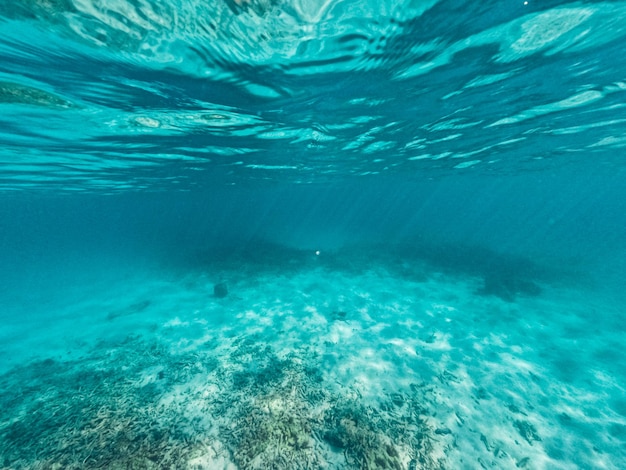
top-left (1, 1), bottom-right (626, 469)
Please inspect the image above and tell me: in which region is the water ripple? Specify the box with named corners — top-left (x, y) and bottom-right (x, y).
top-left (1, 0), bottom-right (626, 190)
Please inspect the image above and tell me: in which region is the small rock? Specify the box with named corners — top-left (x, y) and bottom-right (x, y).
top-left (214, 281), bottom-right (228, 298)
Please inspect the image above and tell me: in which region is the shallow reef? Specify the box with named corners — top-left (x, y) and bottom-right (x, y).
top-left (0, 334), bottom-right (443, 469)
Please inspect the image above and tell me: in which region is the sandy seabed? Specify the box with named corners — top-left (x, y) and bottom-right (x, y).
top-left (1, 250), bottom-right (625, 469)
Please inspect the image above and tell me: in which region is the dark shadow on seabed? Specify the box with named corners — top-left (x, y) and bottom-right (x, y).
top-left (173, 236), bottom-right (577, 302)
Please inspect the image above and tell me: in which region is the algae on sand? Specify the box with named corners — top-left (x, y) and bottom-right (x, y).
top-left (0, 335), bottom-right (443, 469)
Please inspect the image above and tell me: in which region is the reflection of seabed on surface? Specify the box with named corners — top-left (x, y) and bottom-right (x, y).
top-left (0, 255), bottom-right (623, 469)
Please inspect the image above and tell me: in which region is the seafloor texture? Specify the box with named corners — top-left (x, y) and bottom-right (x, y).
top-left (1, 248), bottom-right (624, 469)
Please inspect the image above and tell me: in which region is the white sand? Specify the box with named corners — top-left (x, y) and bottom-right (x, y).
top-left (1, 255), bottom-right (624, 469)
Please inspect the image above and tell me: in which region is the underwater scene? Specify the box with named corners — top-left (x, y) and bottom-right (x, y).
top-left (1, 0), bottom-right (626, 468)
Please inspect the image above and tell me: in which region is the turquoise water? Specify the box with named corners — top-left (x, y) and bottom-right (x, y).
top-left (1, 1), bottom-right (626, 468)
